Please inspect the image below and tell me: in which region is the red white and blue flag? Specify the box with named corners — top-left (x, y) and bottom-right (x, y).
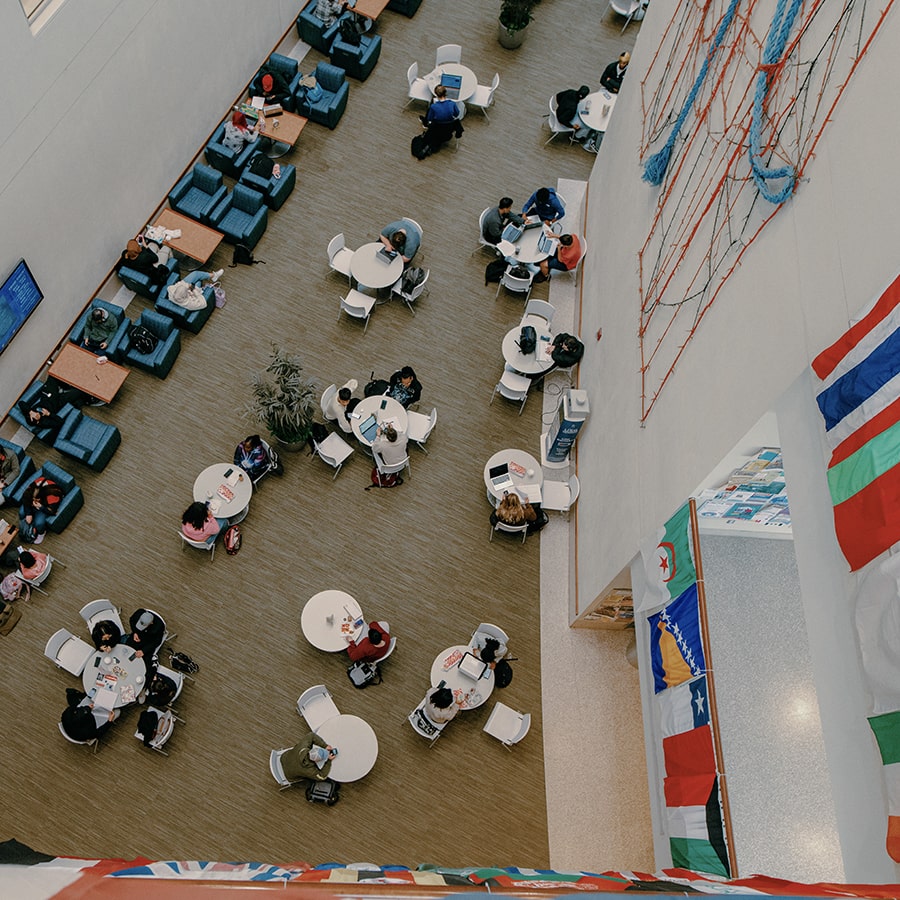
top-left (812, 270), bottom-right (900, 571)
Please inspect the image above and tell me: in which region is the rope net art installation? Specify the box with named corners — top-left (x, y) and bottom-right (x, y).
top-left (637, 0), bottom-right (894, 422)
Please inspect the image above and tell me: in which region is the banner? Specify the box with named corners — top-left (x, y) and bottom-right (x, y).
top-left (647, 583), bottom-right (706, 693)
top-left (638, 501), bottom-right (697, 611)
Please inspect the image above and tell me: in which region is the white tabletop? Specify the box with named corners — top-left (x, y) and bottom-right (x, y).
top-left (430, 644), bottom-right (494, 710)
top-left (350, 242), bottom-right (404, 289)
top-left (316, 714), bottom-right (378, 781)
top-left (301, 590), bottom-right (364, 652)
top-left (504, 224), bottom-right (554, 265)
top-left (350, 394), bottom-right (408, 446)
top-left (193, 463), bottom-right (253, 518)
top-left (578, 90), bottom-right (617, 131)
top-left (502, 320), bottom-right (554, 375)
top-left (483, 448), bottom-right (544, 504)
top-left (82, 643), bottom-right (147, 708)
top-left (425, 63), bottom-right (477, 103)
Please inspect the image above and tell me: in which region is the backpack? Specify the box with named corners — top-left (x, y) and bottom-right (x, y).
top-left (401, 266), bottom-right (425, 294)
top-left (212, 283), bottom-right (227, 308)
top-left (230, 244), bottom-right (265, 267)
top-left (364, 376), bottom-right (390, 398)
top-left (306, 778), bottom-right (340, 805)
top-left (508, 263), bottom-right (531, 279)
top-left (129, 323), bottom-right (158, 355)
top-left (223, 524), bottom-right (242, 555)
top-left (494, 658), bottom-right (514, 688)
top-left (517, 324), bottom-right (537, 355)
top-left (248, 152), bottom-right (275, 179)
top-left (170, 650), bottom-right (200, 675)
top-left (339, 15), bottom-right (362, 45)
top-left (368, 467), bottom-right (402, 489)
top-left (347, 659), bottom-right (383, 688)
top-left (485, 258), bottom-right (506, 284)
top-left (411, 133), bottom-right (431, 160)
top-left (137, 709), bottom-right (159, 746)
top-left (0, 574), bottom-right (29, 603)
top-left (0, 599), bottom-right (22, 637)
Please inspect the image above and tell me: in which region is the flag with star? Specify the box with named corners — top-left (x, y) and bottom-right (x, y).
top-left (647, 583), bottom-right (707, 693)
top-left (638, 501), bottom-right (697, 612)
top-left (656, 675), bottom-right (709, 738)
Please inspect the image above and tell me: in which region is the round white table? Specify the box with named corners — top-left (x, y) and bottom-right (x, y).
top-left (193, 463), bottom-right (252, 520)
top-left (430, 644), bottom-right (494, 710)
top-left (502, 320), bottom-right (554, 375)
top-left (301, 590), bottom-right (364, 652)
top-left (82, 643), bottom-right (147, 708)
top-left (316, 714), bottom-right (378, 781)
top-left (350, 394), bottom-right (408, 446)
top-left (425, 63), bottom-right (477, 102)
top-left (350, 242), bottom-right (404, 290)
top-left (499, 225), bottom-right (554, 265)
top-left (578, 90), bottom-right (617, 131)
top-left (483, 448), bottom-right (544, 505)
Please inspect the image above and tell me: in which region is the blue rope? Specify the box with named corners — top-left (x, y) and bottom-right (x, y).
top-left (748, 0), bottom-right (803, 203)
top-left (643, 0), bottom-right (744, 186)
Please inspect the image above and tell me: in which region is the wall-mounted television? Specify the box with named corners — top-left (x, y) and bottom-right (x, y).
top-left (0, 259), bottom-right (44, 356)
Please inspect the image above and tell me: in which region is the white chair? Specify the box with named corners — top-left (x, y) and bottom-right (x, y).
top-left (609, 0), bottom-right (648, 32)
top-left (155, 663), bottom-right (186, 708)
top-left (373, 449), bottom-right (410, 486)
top-left (327, 233), bottom-right (354, 283)
top-left (313, 433), bottom-right (354, 480)
top-left (297, 684), bottom-right (340, 731)
top-left (545, 96), bottom-right (576, 145)
top-left (339, 290), bottom-right (376, 333)
top-left (522, 299), bottom-right (555, 328)
top-left (379, 636), bottom-right (398, 663)
top-left (408, 697), bottom-right (446, 746)
top-left (179, 530), bottom-right (216, 562)
top-left (495, 265), bottom-right (534, 302)
top-left (135, 707), bottom-right (178, 755)
top-left (390, 268), bottom-right (430, 315)
top-left (483, 701), bottom-right (531, 749)
top-left (405, 61), bottom-right (432, 108)
top-left (406, 407), bottom-right (437, 453)
top-left (270, 748), bottom-right (295, 790)
top-left (58, 721), bottom-right (98, 753)
top-left (471, 623), bottom-right (510, 647)
top-left (541, 474), bottom-right (581, 519)
top-left (247, 439), bottom-right (278, 489)
top-left (469, 73), bottom-right (499, 120)
top-left (490, 519), bottom-right (529, 543)
top-left (490, 368), bottom-right (531, 415)
top-left (15, 552), bottom-right (63, 596)
top-left (320, 384), bottom-right (338, 421)
top-left (404, 218), bottom-right (424, 241)
top-left (435, 44), bottom-right (461, 66)
top-left (79, 599), bottom-right (124, 636)
top-left (475, 207), bottom-right (497, 255)
top-left (45, 628), bottom-right (94, 676)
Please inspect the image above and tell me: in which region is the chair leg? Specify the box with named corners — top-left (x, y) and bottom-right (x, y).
top-left (489, 524), bottom-right (495, 542)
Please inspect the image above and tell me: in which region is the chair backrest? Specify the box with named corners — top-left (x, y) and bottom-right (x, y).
top-left (501, 268), bottom-right (533, 293)
top-left (374, 450), bottom-right (409, 476)
top-left (379, 636), bottom-right (398, 662)
top-left (407, 61), bottom-right (419, 87)
top-left (408, 702), bottom-right (444, 741)
top-left (232, 183), bottom-right (264, 213)
top-left (547, 106), bottom-right (571, 134)
top-left (79, 599), bottom-right (123, 633)
top-left (297, 684), bottom-right (340, 730)
top-left (404, 217), bottom-right (424, 239)
top-left (193, 163), bottom-right (223, 194)
top-left (270, 748), bottom-right (292, 787)
top-left (340, 294), bottom-right (368, 318)
top-left (567, 474), bottom-right (581, 507)
top-left (313, 439), bottom-right (338, 468)
top-left (320, 384), bottom-right (338, 419)
top-left (473, 622), bottom-right (510, 646)
top-left (512, 712), bottom-right (532, 744)
top-left (327, 233), bottom-right (345, 264)
top-left (179, 530), bottom-right (215, 560)
top-left (156, 663), bottom-right (186, 704)
top-left (21, 556), bottom-right (53, 587)
top-left (408, 268), bottom-right (430, 300)
top-left (422, 406), bottom-right (438, 438)
top-left (497, 370), bottom-right (530, 402)
top-left (523, 299), bottom-right (555, 327)
top-left (483, 700), bottom-right (529, 745)
top-left (478, 207), bottom-right (492, 242)
top-left (315, 61), bottom-right (346, 92)
top-left (436, 43), bottom-right (461, 66)
top-left (489, 72), bottom-right (500, 94)
top-left (58, 721), bottom-right (97, 749)
top-left (493, 519), bottom-right (529, 538)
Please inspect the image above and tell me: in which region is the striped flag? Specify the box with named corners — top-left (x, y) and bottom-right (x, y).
top-left (638, 501), bottom-right (697, 611)
top-left (812, 271), bottom-right (900, 570)
top-left (667, 776), bottom-right (731, 878)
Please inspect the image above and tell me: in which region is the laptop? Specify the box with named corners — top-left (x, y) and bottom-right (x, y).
top-left (502, 222), bottom-right (524, 243)
top-left (458, 651), bottom-right (488, 680)
top-left (523, 216), bottom-right (543, 229)
top-left (359, 414), bottom-right (379, 442)
top-left (377, 247), bottom-right (398, 263)
top-left (440, 72), bottom-right (462, 100)
top-left (489, 463), bottom-right (514, 491)
top-left (538, 232), bottom-right (555, 255)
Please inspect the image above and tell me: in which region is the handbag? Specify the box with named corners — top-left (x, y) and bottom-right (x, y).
top-left (212, 282), bottom-right (226, 308)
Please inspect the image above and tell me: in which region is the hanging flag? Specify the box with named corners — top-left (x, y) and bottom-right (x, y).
top-left (662, 724), bottom-right (716, 777)
top-left (667, 775), bottom-right (731, 878)
top-left (638, 501), bottom-right (697, 612)
top-left (647, 583), bottom-right (706, 693)
top-left (812, 270), bottom-right (900, 570)
top-left (656, 675), bottom-right (710, 737)
top-left (868, 709), bottom-right (900, 862)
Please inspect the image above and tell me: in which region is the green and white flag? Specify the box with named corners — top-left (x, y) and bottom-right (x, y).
top-left (638, 501), bottom-right (697, 612)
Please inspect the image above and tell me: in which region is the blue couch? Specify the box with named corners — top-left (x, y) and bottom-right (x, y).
top-left (116, 255), bottom-right (179, 302)
top-left (330, 32), bottom-right (382, 81)
top-left (123, 310), bottom-right (182, 378)
top-left (156, 282), bottom-right (216, 334)
top-left (67, 298), bottom-right (131, 363)
top-left (205, 123), bottom-right (260, 179)
top-left (53, 409), bottom-right (122, 472)
top-left (296, 1), bottom-right (346, 53)
top-left (250, 53), bottom-right (301, 112)
top-left (209, 184), bottom-right (268, 249)
top-left (387, 0), bottom-right (423, 15)
top-left (19, 461), bottom-right (84, 534)
top-left (8, 381), bottom-right (78, 443)
top-left (0, 437), bottom-right (36, 507)
top-left (168, 164), bottom-right (227, 224)
top-left (295, 62), bottom-right (349, 130)
top-left (239, 161), bottom-right (297, 211)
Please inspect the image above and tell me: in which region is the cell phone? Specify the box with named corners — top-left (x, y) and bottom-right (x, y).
top-left (380, 399), bottom-right (387, 409)
top-left (224, 467), bottom-right (233, 478)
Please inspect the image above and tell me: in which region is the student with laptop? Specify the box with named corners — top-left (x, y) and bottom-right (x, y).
top-left (419, 85), bottom-right (464, 156)
top-left (482, 197), bottom-right (525, 245)
top-left (522, 186), bottom-right (566, 225)
top-left (347, 622), bottom-right (392, 663)
top-left (535, 232), bottom-right (582, 282)
top-left (380, 218), bottom-right (422, 264)
top-left (490, 491), bottom-right (548, 534)
top-left (372, 424), bottom-right (408, 465)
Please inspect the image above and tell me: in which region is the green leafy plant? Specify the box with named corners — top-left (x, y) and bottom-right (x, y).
top-left (246, 345), bottom-right (317, 445)
top-left (499, 0), bottom-right (536, 33)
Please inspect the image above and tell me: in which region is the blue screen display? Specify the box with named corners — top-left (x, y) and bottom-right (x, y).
top-left (0, 259), bottom-right (43, 355)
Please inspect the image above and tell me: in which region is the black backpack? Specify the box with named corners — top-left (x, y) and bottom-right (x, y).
top-left (485, 258), bottom-right (506, 284)
top-left (129, 323), bottom-right (158, 355)
top-left (411, 133), bottom-right (431, 161)
top-left (364, 375), bottom-right (390, 397)
top-left (248, 152), bottom-right (275, 179)
top-left (230, 243), bottom-right (265, 267)
top-left (339, 15), bottom-right (361, 45)
top-left (494, 659), bottom-right (514, 688)
top-left (170, 651), bottom-right (200, 675)
top-left (306, 778), bottom-right (340, 805)
top-left (517, 324), bottom-right (537, 355)
top-left (401, 267), bottom-right (426, 293)
top-left (348, 659), bottom-right (383, 687)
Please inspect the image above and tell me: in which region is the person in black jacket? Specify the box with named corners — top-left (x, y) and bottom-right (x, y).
top-left (388, 366), bottom-right (422, 408)
top-left (555, 85), bottom-right (590, 132)
top-left (114, 239), bottom-right (170, 285)
top-left (125, 608), bottom-right (166, 661)
top-left (600, 52), bottom-right (630, 94)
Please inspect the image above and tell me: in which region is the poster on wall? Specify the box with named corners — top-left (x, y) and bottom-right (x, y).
top-left (0, 259), bottom-right (43, 356)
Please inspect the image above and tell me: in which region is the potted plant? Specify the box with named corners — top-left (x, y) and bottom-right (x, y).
top-left (498, 0), bottom-right (536, 49)
top-left (246, 345), bottom-right (317, 451)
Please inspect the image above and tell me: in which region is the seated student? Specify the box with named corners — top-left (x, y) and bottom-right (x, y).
top-left (423, 685), bottom-right (458, 725)
top-left (18, 477), bottom-right (63, 544)
top-left (372, 424), bottom-right (408, 466)
top-left (114, 238), bottom-right (172, 285)
top-left (537, 233), bottom-right (582, 280)
top-left (181, 500), bottom-right (228, 546)
top-left (346, 622), bottom-right (391, 663)
top-left (312, 0), bottom-right (347, 25)
top-left (600, 51), bottom-right (630, 94)
top-left (379, 219), bottom-right (421, 264)
top-left (81, 307), bottom-right (118, 354)
top-left (125, 608), bottom-right (166, 661)
top-left (522, 186), bottom-right (566, 225)
top-left (324, 379), bottom-right (359, 433)
top-left (555, 84), bottom-right (591, 134)
top-left (60, 701), bottom-right (118, 742)
top-left (144, 670), bottom-right (178, 707)
top-left (388, 366), bottom-right (422, 409)
top-left (281, 731), bottom-right (337, 782)
top-left (91, 619), bottom-right (122, 652)
top-left (491, 490), bottom-right (548, 535)
top-left (420, 86), bottom-right (464, 156)
top-left (0, 446), bottom-right (20, 506)
top-left (17, 548), bottom-right (48, 582)
top-left (233, 434), bottom-right (271, 481)
top-left (482, 197), bottom-right (525, 245)
top-left (18, 378), bottom-right (87, 438)
top-left (257, 72), bottom-right (291, 109)
top-left (472, 634), bottom-right (508, 668)
top-left (166, 268), bottom-right (223, 310)
top-left (549, 332), bottom-right (585, 370)
top-left (222, 110), bottom-right (260, 154)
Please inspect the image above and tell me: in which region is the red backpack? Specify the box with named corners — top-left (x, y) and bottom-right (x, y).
top-left (223, 524), bottom-right (242, 555)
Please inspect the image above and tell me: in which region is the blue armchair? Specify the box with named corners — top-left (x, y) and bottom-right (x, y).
top-left (0, 437), bottom-right (36, 507)
top-left (168, 164), bottom-right (227, 224)
top-left (205, 123), bottom-right (260, 179)
top-left (239, 161), bottom-right (297, 211)
top-left (116, 255), bottom-right (180, 302)
top-left (123, 310), bottom-right (182, 378)
top-left (53, 408), bottom-right (121, 472)
top-left (250, 53), bottom-right (301, 112)
top-left (9, 381), bottom-right (78, 443)
top-left (295, 62), bottom-right (349, 130)
top-left (387, 0), bottom-right (423, 15)
top-left (19, 461), bottom-right (84, 534)
top-left (330, 32), bottom-right (382, 81)
top-left (67, 298), bottom-right (131, 363)
top-left (156, 282), bottom-right (215, 334)
top-left (296, 1), bottom-right (346, 53)
top-left (209, 184), bottom-right (268, 249)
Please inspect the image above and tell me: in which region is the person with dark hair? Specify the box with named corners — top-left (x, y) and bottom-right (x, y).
top-left (18, 477), bottom-right (63, 543)
top-left (257, 71), bottom-right (291, 108)
top-left (18, 378), bottom-right (86, 439)
top-left (91, 619), bottom-right (122, 652)
top-left (324, 378), bottom-right (359, 433)
top-left (222, 110), bottom-right (260, 154)
top-left (550, 333), bottom-right (585, 369)
top-left (114, 238), bottom-right (171, 285)
top-left (312, 0), bottom-right (347, 25)
top-left (423, 686), bottom-right (458, 724)
top-left (537, 232), bottom-right (582, 280)
top-left (379, 219), bottom-right (422, 264)
top-left (233, 434), bottom-right (271, 481)
top-left (522, 187), bottom-right (566, 225)
top-left (60, 702), bottom-right (118, 742)
top-left (482, 197), bottom-right (524, 245)
top-left (555, 84), bottom-right (590, 131)
top-left (347, 621), bottom-right (391, 663)
top-left (388, 366), bottom-right (422, 408)
top-left (372, 423), bottom-right (408, 467)
top-left (281, 731), bottom-right (337, 782)
top-left (81, 307), bottom-right (117, 354)
top-left (125, 608), bottom-right (166, 661)
top-left (0, 447), bottom-right (19, 506)
top-left (145, 670), bottom-right (178, 707)
top-left (181, 501), bottom-right (228, 546)
top-left (17, 549), bottom-right (48, 581)
top-left (600, 51), bottom-right (630, 94)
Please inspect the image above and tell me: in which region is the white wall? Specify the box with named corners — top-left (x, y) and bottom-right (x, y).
top-left (0, 0), bottom-right (300, 415)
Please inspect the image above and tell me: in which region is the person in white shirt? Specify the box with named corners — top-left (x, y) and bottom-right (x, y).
top-left (372, 424), bottom-right (407, 465)
top-left (324, 379), bottom-right (358, 433)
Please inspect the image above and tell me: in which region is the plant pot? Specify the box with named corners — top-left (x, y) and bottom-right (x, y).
top-left (498, 19), bottom-right (528, 49)
top-left (274, 435), bottom-right (308, 453)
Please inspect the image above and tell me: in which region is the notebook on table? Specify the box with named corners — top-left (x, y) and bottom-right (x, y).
top-left (523, 216), bottom-right (543, 229)
top-left (489, 463), bottom-right (514, 491)
top-left (359, 414), bottom-right (379, 442)
top-left (458, 651), bottom-right (488, 680)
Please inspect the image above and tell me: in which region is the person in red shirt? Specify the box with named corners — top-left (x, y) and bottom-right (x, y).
top-left (538, 233), bottom-right (582, 280)
top-left (346, 622), bottom-right (391, 663)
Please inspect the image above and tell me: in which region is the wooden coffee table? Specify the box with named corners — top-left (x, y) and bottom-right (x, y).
top-left (0, 520), bottom-right (18, 556)
top-left (153, 209), bottom-right (224, 264)
top-left (351, 0), bottom-right (390, 19)
top-left (49, 343), bottom-right (130, 404)
top-left (258, 111), bottom-right (308, 158)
